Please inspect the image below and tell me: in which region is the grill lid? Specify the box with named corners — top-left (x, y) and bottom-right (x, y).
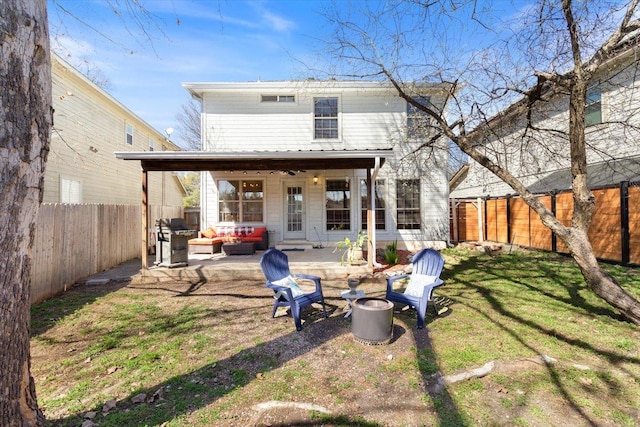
top-left (155, 218), bottom-right (192, 232)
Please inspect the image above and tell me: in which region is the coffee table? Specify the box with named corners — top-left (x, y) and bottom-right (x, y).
top-left (222, 241), bottom-right (255, 255)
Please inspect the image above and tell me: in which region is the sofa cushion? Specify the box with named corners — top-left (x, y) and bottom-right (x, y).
top-left (249, 227), bottom-right (266, 237)
top-left (189, 237), bottom-right (219, 245)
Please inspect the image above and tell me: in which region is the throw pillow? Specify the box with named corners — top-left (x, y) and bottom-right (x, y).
top-left (404, 274), bottom-right (437, 298)
top-left (272, 275), bottom-right (305, 299)
top-left (202, 228), bottom-right (216, 238)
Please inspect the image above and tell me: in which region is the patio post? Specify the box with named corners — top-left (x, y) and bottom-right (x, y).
top-left (142, 169), bottom-right (148, 269)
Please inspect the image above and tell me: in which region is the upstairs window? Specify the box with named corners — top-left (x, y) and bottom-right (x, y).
top-left (585, 85), bottom-right (602, 127)
top-left (396, 179), bottom-right (420, 230)
top-left (261, 95), bottom-right (295, 103)
top-left (126, 123), bottom-right (133, 145)
top-left (314, 97), bottom-right (338, 139)
top-left (148, 137), bottom-right (155, 151)
top-left (326, 179), bottom-right (350, 230)
top-left (361, 179), bottom-right (386, 231)
top-left (407, 96), bottom-right (431, 137)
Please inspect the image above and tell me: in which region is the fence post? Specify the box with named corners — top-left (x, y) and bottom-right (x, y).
top-left (451, 198), bottom-right (459, 243)
top-left (477, 197), bottom-right (484, 242)
top-left (506, 195), bottom-right (511, 244)
top-left (621, 181), bottom-right (630, 265)
top-left (551, 190), bottom-right (557, 253)
top-left (483, 196), bottom-right (489, 242)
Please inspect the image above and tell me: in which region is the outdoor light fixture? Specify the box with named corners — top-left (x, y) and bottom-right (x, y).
top-left (313, 176), bottom-right (318, 185)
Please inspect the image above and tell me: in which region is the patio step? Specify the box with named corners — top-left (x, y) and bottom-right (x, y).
top-left (275, 240), bottom-right (316, 251)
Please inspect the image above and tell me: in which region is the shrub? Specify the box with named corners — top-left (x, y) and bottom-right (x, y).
top-left (383, 240), bottom-right (399, 265)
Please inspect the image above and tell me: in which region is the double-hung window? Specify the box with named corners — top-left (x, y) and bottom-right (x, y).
top-left (361, 179), bottom-right (386, 230)
top-left (125, 123), bottom-right (133, 145)
top-left (585, 85), bottom-right (602, 127)
top-left (406, 96), bottom-right (431, 138)
top-left (148, 137), bottom-right (155, 151)
top-left (396, 179), bottom-right (420, 230)
top-left (218, 180), bottom-right (264, 223)
top-left (314, 97), bottom-right (338, 139)
top-left (60, 177), bottom-right (82, 204)
top-left (326, 179), bottom-right (350, 230)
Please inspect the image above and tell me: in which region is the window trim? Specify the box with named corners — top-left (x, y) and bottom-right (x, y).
top-left (361, 179), bottom-right (386, 231)
top-left (313, 96), bottom-right (340, 140)
top-left (396, 179), bottom-right (421, 230)
top-left (125, 123), bottom-right (133, 145)
top-left (60, 176), bottom-right (82, 204)
top-left (406, 96), bottom-right (431, 138)
top-left (585, 85), bottom-right (602, 127)
top-left (325, 178), bottom-right (351, 231)
top-left (261, 94), bottom-right (295, 103)
top-left (217, 179), bottom-right (265, 224)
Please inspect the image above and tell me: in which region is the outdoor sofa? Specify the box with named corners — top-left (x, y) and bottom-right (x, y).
top-left (188, 225), bottom-right (269, 254)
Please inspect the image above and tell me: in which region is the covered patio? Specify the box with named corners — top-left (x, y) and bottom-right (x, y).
top-left (115, 149), bottom-right (391, 271)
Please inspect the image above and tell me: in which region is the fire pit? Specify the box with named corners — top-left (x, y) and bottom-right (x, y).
top-left (351, 298), bottom-right (394, 345)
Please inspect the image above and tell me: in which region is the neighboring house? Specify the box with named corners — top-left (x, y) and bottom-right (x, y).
top-left (48, 53), bottom-right (185, 206)
top-left (177, 80), bottom-right (452, 251)
top-left (450, 37), bottom-right (640, 200)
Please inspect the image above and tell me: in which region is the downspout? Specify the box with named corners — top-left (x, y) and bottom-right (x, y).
top-left (371, 157), bottom-right (382, 267)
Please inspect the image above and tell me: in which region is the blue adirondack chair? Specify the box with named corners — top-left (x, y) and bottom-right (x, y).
top-left (260, 248), bottom-right (328, 331)
top-left (385, 248), bottom-right (445, 329)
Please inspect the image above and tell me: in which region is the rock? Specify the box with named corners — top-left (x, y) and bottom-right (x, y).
top-left (131, 393), bottom-right (147, 404)
top-left (81, 421), bottom-right (97, 427)
top-left (83, 411), bottom-right (97, 419)
top-left (102, 399), bottom-right (116, 413)
top-left (150, 387), bottom-right (165, 402)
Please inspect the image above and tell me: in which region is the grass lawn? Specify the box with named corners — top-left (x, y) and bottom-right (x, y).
top-left (30, 248), bottom-right (640, 426)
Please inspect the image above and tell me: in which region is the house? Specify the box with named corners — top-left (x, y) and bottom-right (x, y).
top-left (171, 80), bottom-right (451, 253)
top-left (48, 53), bottom-right (185, 206)
top-left (451, 36), bottom-right (640, 200)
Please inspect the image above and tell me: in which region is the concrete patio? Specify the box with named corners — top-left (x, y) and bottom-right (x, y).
top-left (136, 247), bottom-right (373, 284)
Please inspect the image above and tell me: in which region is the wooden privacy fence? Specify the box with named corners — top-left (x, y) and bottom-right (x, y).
top-left (31, 204), bottom-right (183, 304)
top-left (450, 181), bottom-right (640, 266)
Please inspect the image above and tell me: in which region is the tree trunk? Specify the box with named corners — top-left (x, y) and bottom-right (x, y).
top-left (567, 230), bottom-right (640, 325)
top-left (0, 0), bottom-right (51, 425)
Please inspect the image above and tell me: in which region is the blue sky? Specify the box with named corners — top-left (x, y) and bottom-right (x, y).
top-left (48, 0), bottom-right (333, 146)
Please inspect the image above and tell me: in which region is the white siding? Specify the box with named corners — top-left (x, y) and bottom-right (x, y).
top-left (202, 89), bottom-right (405, 151)
top-left (196, 81), bottom-right (450, 248)
top-left (46, 55), bottom-right (184, 206)
top-left (452, 55), bottom-right (640, 199)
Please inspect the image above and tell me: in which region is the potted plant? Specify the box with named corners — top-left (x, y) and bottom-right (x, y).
top-left (335, 230), bottom-right (368, 265)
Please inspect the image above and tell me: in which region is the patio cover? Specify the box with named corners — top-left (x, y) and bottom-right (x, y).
top-left (115, 149), bottom-right (390, 268)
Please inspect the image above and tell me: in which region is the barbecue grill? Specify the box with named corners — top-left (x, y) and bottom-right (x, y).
top-left (155, 218), bottom-right (196, 268)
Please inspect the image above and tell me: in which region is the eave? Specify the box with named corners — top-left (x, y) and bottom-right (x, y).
top-left (115, 149), bottom-right (391, 172)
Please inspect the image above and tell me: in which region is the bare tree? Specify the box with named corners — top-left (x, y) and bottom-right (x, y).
top-left (0, 0), bottom-right (50, 424)
top-left (322, 0), bottom-right (640, 324)
top-left (176, 97), bottom-right (202, 150)
top-left (1, 2), bottom-right (174, 424)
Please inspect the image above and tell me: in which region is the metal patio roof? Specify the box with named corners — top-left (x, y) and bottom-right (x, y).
top-left (115, 149), bottom-right (391, 172)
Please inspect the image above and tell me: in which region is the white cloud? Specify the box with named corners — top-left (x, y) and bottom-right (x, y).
top-left (261, 9), bottom-right (296, 32)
